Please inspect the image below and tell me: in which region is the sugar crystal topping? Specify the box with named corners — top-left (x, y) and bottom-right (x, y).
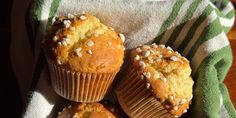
top-left (119, 33), bottom-right (125, 42)
top-left (173, 106), bottom-right (178, 111)
top-left (53, 36), bottom-right (58, 42)
top-left (140, 75), bottom-right (144, 80)
top-left (136, 48), bottom-right (142, 53)
top-left (179, 99), bottom-right (187, 105)
top-left (144, 72), bottom-right (151, 79)
top-left (67, 13), bottom-right (75, 19)
top-left (87, 50), bottom-right (92, 55)
top-left (142, 50), bottom-right (150, 57)
top-left (63, 37), bottom-right (70, 44)
top-left (134, 55), bottom-right (140, 61)
top-left (160, 77), bottom-right (167, 82)
top-left (63, 20), bottom-right (71, 28)
top-left (75, 47), bottom-right (82, 57)
top-left (57, 59), bottom-right (61, 65)
top-left (146, 83), bottom-right (150, 89)
top-left (170, 56), bottom-right (178, 61)
top-left (87, 40), bottom-right (94, 47)
top-left (58, 42), bottom-right (62, 46)
top-left (183, 109), bottom-right (187, 113)
top-left (80, 15), bottom-right (87, 20)
top-left (52, 16), bottom-right (56, 24)
top-left (167, 46), bottom-right (173, 51)
top-left (62, 41), bottom-right (67, 46)
top-left (169, 95), bottom-right (174, 101)
top-left (72, 115), bottom-right (77, 118)
top-left (139, 61), bottom-right (146, 68)
top-left (159, 44), bottom-right (165, 48)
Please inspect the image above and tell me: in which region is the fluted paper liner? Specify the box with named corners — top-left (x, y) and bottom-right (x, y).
top-left (115, 66), bottom-right (172, 118)
top-left (47, 61), bottom-right (117, 102)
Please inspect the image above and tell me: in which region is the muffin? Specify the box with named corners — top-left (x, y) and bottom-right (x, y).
top-left (57, 103), bottom-right (116, 118)
top-left (101, 100), bottom-right (128, 117)
top-left (115, 43), bottom-right (194, 117)
top-left (42, 13), bottom-right (125, 102)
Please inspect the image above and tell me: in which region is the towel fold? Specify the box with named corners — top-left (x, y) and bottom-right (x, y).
top-left (10, 0), bottom-right (236, 117)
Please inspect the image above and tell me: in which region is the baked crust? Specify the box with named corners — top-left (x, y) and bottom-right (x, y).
top-left (43, 13), bottom-right (125, 73)
top-left (57, 103), bottom-right (116, 118)
top-left (130, 43), bottom-right (194, 117)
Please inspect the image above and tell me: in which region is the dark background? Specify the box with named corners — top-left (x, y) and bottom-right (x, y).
top-left (0, 0), bottom-right (22, 117)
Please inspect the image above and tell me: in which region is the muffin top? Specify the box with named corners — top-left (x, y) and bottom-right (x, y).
top-left (42, 13), bottom-right (125, 73)
top-left (57, 103), bottom-right (116, 118)
top-left (130, 43), bottom-right (194, 117)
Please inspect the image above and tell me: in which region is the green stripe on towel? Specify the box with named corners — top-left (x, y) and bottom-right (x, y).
top-left (177, 4), bottom-right (214, 53)
top-left (187, 18), bottom-right (223, 60)
top-left (46, 0), bottom-right (61, 29)
top-left (30, 0), bottom-right (61, 91)
top-left (165, 0), bottom-right (202, 47)
top-left (225, 10), bottom-right (235, 18)
top-left (153, 0), bottom-right (185, 43)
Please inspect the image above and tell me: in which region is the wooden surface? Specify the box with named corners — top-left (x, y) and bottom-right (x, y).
top-left (224, 9), bottom-right (236, 108)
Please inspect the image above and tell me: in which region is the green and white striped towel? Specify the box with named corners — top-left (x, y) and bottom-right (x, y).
top-left (10, 0), bottom-right (235, 117)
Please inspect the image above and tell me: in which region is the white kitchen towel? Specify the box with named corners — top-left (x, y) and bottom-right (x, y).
top-left (10, 0), bottom-right (235, 118)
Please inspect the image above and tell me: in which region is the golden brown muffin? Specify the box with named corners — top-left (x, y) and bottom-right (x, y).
top-left (42, 13), bottom-right (125, 102)
top-left (43, 13), bottom-right (125, 73)
top-left (115, 43), bottom-right (194, 118)
top-left (57, 103), bottom-right (116, 118)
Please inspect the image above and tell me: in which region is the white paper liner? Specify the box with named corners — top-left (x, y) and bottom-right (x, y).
top-left (48, 61), bottom-right (117, 102)
top-left (115, 66), bottom-right (172, 118)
